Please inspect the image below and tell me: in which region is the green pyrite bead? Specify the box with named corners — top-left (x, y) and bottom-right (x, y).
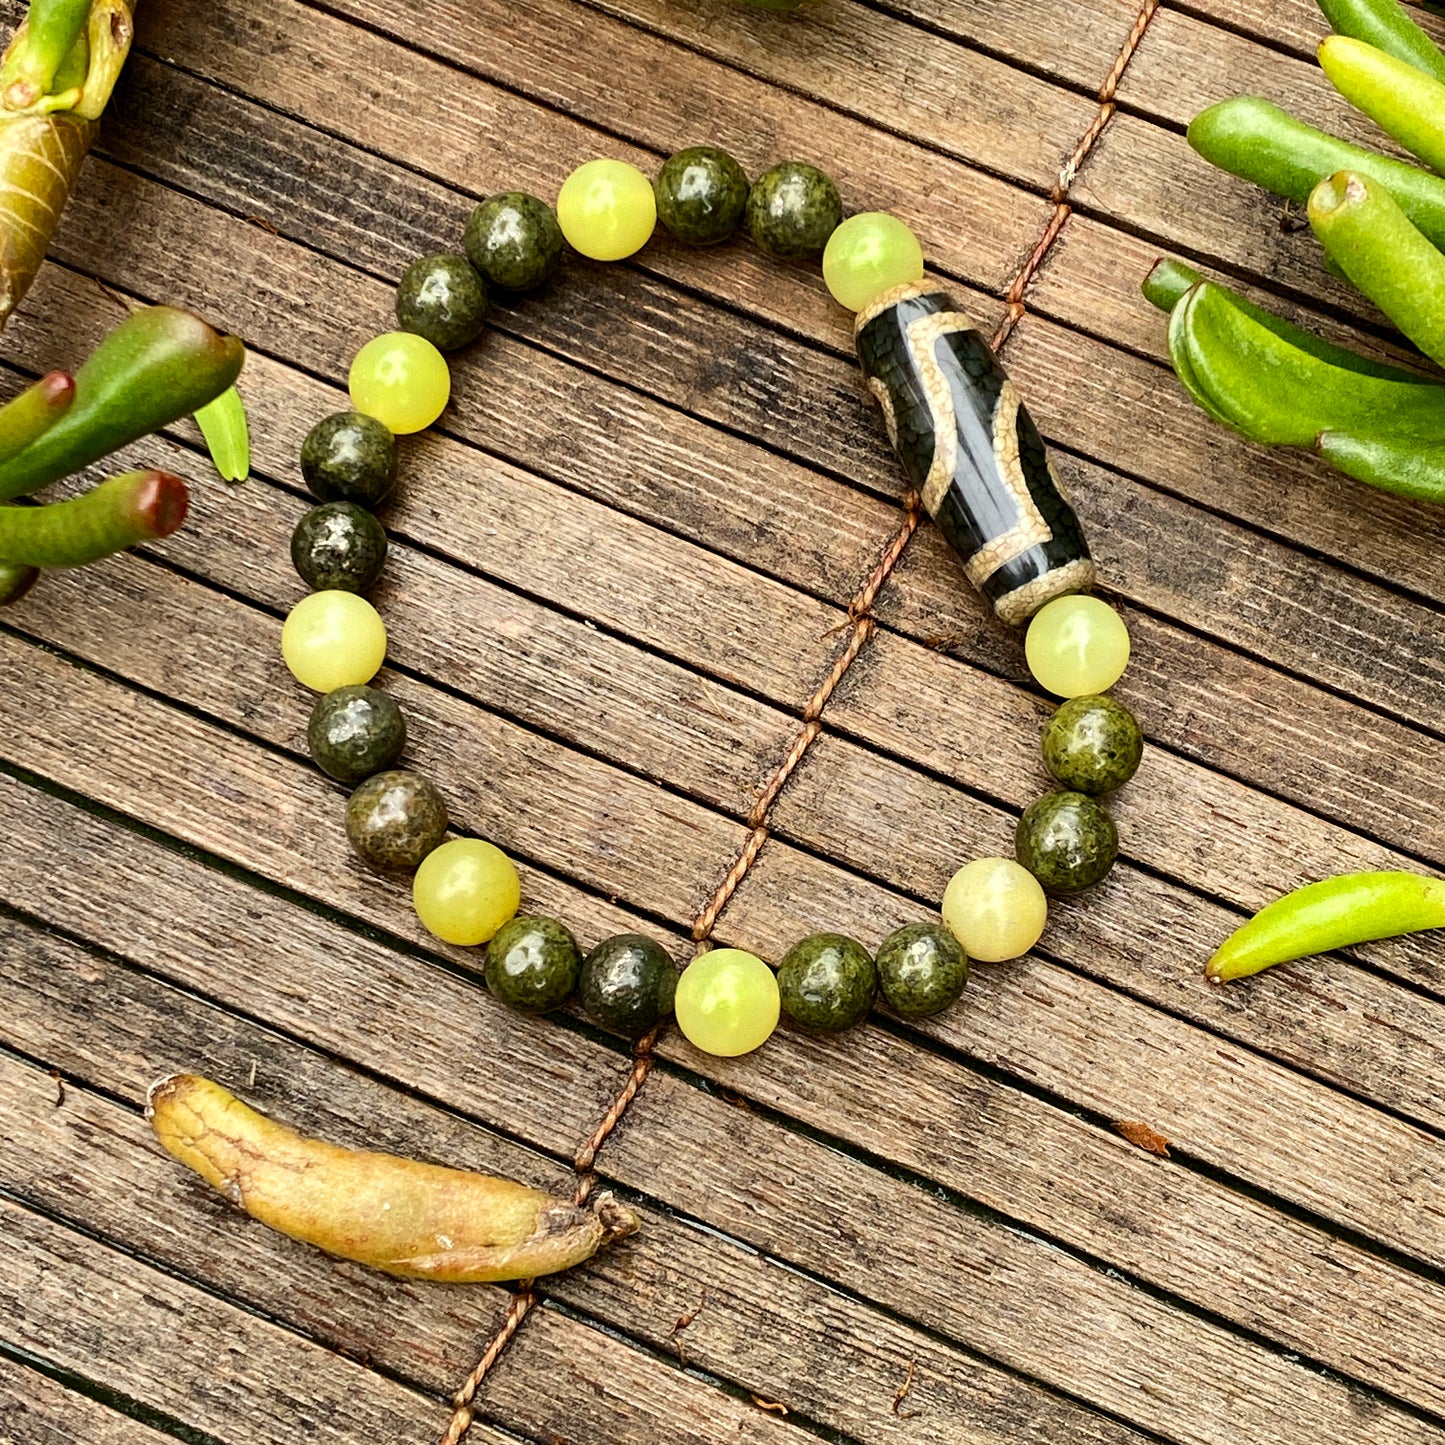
top-left (855, 285), bottom-right (1094, 626)
top-left (345, 770), bottom-right (448, 872)
top-left (486, 915), bottom-right (582, 1014)
top-left (301, 411), bottom-right (397, 509)
top-left (307, 685), bottom-right (406, 784)
top-left (580, 934), bottom-right (678, 1037)
top-left (746, 161), bottom-right (842, 258)
top-left (291, 501), bottom-right (388, 593)
top-left (778, 933), bottom-right (877, 1033)
top-left (1016, 791), bottom-right (1118, 894)
top-left (875, 922), bottom-right (968, 1019)
top-left (465, 192), bottom-right (564, 291)
top-left (395, 253), bottom-right (489, 352)
top-left (1042, 694), bottom-right (1143, 795)
top-left (655, 147), bottom-right (749, 245)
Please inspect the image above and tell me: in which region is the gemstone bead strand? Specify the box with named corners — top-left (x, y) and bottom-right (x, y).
top-left (277, 144), bottom-right (1147, 1060)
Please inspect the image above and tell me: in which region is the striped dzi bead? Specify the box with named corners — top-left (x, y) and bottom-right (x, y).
top-left (855, 283), bottom-right (1094, 625)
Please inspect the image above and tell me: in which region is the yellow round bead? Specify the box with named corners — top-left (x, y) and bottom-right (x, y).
top-left (413, 838), bottom-right (521, 946)
top-left (1025, 595), bottom-right (1131, 698)
top-left (557, 159), bottom-right (657, 261)
top-left (822, 212), bottom-right (925, 311)
top-left (348, 331), bottom-right (451, 434)
top-left (942, 857), bottom-right (1047, 963)
top-left (281, 590), bottom-right (387, 692)
top-left (674, 948), bottom-right (779, 1057)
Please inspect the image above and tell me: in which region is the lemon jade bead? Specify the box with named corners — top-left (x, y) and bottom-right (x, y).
top-left (413, 838), bottom-right (521, 946)
top-left (349, 332), bottom-right (450, 434)
top-left (557, 159), bottom-right (657, 262)
top-left (675, 948), bottom-right (779, 1057)
top-left (823, 213), bottom-right (925, 312)
top-left (942, 857), bottom-right (1047, 963)
top-left (282, 590), bottom-right (387, 692)
top-left (1025, 594), bottom-right (1130, 698)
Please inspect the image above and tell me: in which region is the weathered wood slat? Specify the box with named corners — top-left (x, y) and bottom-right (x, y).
top-left (1183, 0), bottom-right (1445, 59)
top-left (0, 1024), bottom-right (1150, 1445)
top-left (4, 603), bottom-right (1445, 1406)
top-left (0, 1186), bottom-right (787, 1445)
top-left (14, 410), bottom-right (1445, 1145)
top-left (137, 0), bottom-right (1046, 296)
top-left (566, 0), bottom-right (1100, 187)
top-left (0, 1197), bottom-right (440, 1444)
top-left (0, 1356), bottom-right (188, 1445)
top-left (1119, 5), bottom-right (1412, 147)
top-left (3, 781), bottom-right (1443, 1442)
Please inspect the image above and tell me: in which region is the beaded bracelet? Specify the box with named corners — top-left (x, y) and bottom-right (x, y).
top-left (278, 146), bottom-right (1145, 1059)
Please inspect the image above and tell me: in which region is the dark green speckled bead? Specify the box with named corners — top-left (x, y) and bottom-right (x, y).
top-left (580, 934), bottom-right (677, 1038)
top-left (395, 253), bottom-right (489, 352)
top-left (875, 922), bottom-right (968, 1020)
top-left (654, 147), bottom-right (749, 246)
top-left (746, 161), bottom-right (842, 259)
top-left (778, 932), bottom-right (876, 1033)
top-left (301, 411), bottom-right (397, 509)
top-left (1042, 694), bottom-right (1143, 795)
top-left (465, 192), bottom-right (564, 292)
top-left (307, 685), bottom-right (406, 784)
top-left (0, 562), bottom-right (37, 607)
top-left (486, 915), bottom-right (582, 1015)
top-left (1016, 790), bottom-right (1118, 894)
top-left (290, 502), bottom-right (388, 593)
top-left (345, 770), bottom-right (448, 872)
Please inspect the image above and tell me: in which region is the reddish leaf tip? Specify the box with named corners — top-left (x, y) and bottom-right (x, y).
top-left (135, 471), bottom-right (190, 539)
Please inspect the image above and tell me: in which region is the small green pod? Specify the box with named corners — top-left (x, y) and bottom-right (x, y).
top-left (0, 469), bottom-right (187, 567)
top-left (1309, 171), bottom-right (1445, 369)
top-left (1187, 97), bottom-right (1445, 252)
top-left (1315, 430), bottom-right (1445, 504)
top-left (1167, 282), bottom-right (1445, 448)
top-left (1316, 0), bottom-right (1445, 84)
top-left (1319, 37), bottom-right (1445, 175)
top-left (0, 306), bottom-right (244, 501)
top-left (1142, 258), bottom-right (1424, 383)
top-left (1208, 871), bottom-right (1445, 982)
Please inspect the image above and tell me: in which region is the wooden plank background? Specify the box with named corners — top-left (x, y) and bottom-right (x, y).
top-left (1, 0), bottom-right (1443, 1441)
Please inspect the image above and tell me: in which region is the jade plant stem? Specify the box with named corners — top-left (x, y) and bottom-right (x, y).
top-left (1309, 171), bottom-right (1445, 368)
top-left (0, 305), bottom-right (245, 500)
top-left (1188, 97), bottom-right (1445, 250)
top-left (0, 370), bottom-right (73, 462)
top-left (0, 469), bottom-right (187, 567)
top-left (1208, 871), bottom-right (1445, 981)
top-left (0, 0), bottom-right (134, 329)
top-left (1319, 36), bottom-right (1445, 174)
top-left (1317, 0), bottom-right (1445, 81)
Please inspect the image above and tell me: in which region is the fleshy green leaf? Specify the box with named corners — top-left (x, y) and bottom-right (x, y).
top-left (194, 385), bottom-right (250, 483)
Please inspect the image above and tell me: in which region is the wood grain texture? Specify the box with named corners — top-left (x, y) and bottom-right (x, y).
top-left (2, 784), bottom-right (1442, 1444)
top-left (0, 1356), bottom-right (187, 1445)
top-left (3, 0), bottom-right (1444, 1438)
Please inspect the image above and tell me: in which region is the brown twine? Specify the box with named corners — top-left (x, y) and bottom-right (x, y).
top-left (998, 0), bottom-right (1163, 348)
top-left (437, 5), bottom-right (1162, 1437)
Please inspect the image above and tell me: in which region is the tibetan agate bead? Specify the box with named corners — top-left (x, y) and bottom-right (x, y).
top-left (855, 285), bottom-right (1095, 626)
